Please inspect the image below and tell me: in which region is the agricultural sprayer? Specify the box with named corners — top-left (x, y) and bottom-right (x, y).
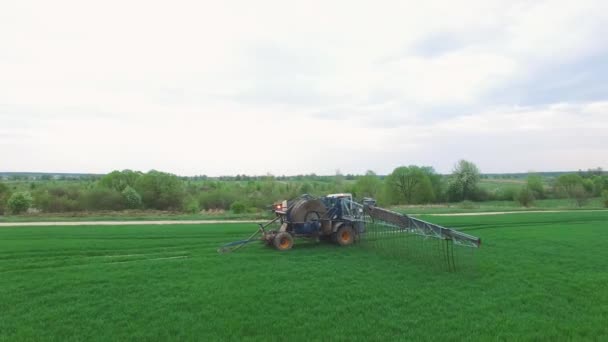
top-left (218, 194), bottom-right (481, 271)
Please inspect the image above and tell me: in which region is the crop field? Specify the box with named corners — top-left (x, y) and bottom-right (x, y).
top-left (1, 212), bottom-right (607, 341)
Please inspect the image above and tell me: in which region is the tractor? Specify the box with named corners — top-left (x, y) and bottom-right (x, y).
top-left (218, 193), bottom-right (481, 273)
top-left (261, 193), bottom-right (366, 251)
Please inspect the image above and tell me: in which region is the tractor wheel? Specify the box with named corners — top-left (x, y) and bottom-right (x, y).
top-left (335, 225), bottom-right (355, 246)
top-left (273, 232), bottom-right (294, 251)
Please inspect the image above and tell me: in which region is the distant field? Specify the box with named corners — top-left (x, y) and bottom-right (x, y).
top-left (1, 212), bottom-right (607, 340)
top-left (395, 197), bottom-right (606, 214)
top-left (2, 198), bottom-right (605, 222)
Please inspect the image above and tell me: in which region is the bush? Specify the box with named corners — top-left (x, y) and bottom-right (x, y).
top-left (7, 192), bottom-right (33, 214)
top-left (33, 188), bottom-right (84, 212)
top-left (457, 200), bottom-right (477, 209)
top-left (571, 186), bottom-right (590, 208)
top-left (83, 188), bottom-right (127, 211)
top-left (470, 187), bottom-right (491, 202)
top-left (230, 201), bottom-right (247, 214)
top-left (601, 190), bottom-right (608, 208)
top-left (135, 171), bottom-right (185, 210)
top-left (183, 196), bottom-right (200, 214)
top-left (122, 186), bottom-right (142, 209)
top-left (492, 187), bottom-right (518, 201)
top-left (0, 182), bottom-right (11, 215)
top-left (516, 186), bottom-right (535, 207)
top-left (527, 174), bottom-right (545, 199)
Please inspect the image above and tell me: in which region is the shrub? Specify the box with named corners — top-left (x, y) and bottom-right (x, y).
top-left (527, 174), bottom-right (545, 199)
top-left (0, 182), bottom-right (11, 215)
top-left (183, 196), bottom-right (200, 214)
top-left (493, 187), bottom-right (518, 201)
top-left (516, 186), bottom-right (535, 207)
top-left (7, 192), bottom-right (33, 214)
top-left (230, 201), bottom-right (247, 214)
top-left (135, 171), bottom-right (185, 210)
top-left (601, 190), bottom-right (608, 208)
top-left (33, 188), bottom-right (84, 212)
top-left (122, 186), bottom-right (142, 209)
top-left (83, 188), bottom-right (127, 211)
top-left (457, 200), bottom-right (477, 209)
top-left (571, 186), bottom-right (590, 208)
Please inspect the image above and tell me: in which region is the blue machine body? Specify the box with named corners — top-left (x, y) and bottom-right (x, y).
top-left (293, 221), bottom-right (322, 235)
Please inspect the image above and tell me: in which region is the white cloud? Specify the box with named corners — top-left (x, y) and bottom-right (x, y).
top-left (1, 0), bottom-right (607, 175)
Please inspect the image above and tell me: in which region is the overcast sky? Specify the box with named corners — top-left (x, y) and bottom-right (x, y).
top-left (1, 0), bottom-right (607, 176)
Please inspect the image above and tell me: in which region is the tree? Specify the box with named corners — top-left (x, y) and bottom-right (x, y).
top-left (230, 201), bottom-right (247, 214)
top-left (592, 176), bottom-right (608, 196)
top-left (83, 188), bottom-right (127, 211)
top-left (7, 192), bottom-right (33, 214)
top-left (421, 167), bottom-right (444, 202)
top-left (602, 190), bottom-right (608, 208)
top-left (556, 174), bottom-right (589, 207)
top-left (99, 170), bottom-right (142, 192)
top-left (450, 160), bottom-right (480, 201)
top-left (354, 171), bottom-right (382, 199)
top-left (385, 166), bottom-right (435, 204)
top-left (516, 186), bottom-right (535, 207)
top-left (122, 186), bottom-right (142, 209)
top-left (555, 174), bottom-right (584, 198)
top-left (526, 173), bottom-right (545, 199)
top-left (0, 182), bottom-right (11, 215)
top-left (134, 171), bottom-right (185, 210)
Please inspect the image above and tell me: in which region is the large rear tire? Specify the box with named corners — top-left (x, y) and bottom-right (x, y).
top-left (335, 225), bottom-right (355, 246)
top-left (273, 232), bottom-right (294, 251)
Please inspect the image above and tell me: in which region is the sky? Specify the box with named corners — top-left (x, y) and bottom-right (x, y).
top-left (1, 0), bottom-right (607, 176)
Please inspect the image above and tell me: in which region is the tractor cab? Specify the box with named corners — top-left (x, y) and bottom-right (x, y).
top-left (323, 193), bottom-right (353, 209)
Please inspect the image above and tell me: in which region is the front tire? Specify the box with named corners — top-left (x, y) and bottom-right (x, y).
top-left (273, 232), bottom-right (294, 251)
top-left (335, 225), bottom-right (355, 246)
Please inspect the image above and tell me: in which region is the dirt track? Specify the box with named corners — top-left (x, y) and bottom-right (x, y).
top-left (1, 210), bottom-right (606, 227)
top-left (0, 220), bottom-right (266, 227)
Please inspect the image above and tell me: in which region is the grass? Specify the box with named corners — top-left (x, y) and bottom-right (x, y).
top-left (398, 197), bottom-right (607, 214)
top-left (1, 212), bottom-right (607, 340)
top-left (2, 198), bottom-right (605, 222)
top-left (0, 210), bottom-right (273, 223)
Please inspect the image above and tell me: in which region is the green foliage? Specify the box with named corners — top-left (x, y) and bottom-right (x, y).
top-left (491, 186), bottom-right (518, 201)
top-left (602, 190), bottom-right (608, 208)
top-left (449, 159), bottom-right (480, 201)
top-left (385, 166), bottom-right (435, 204)
top-left (354, 170), bottom-right (381, 199)
top-left (446, 178), bottom-right (464, 202)
top-left (3, 169), bottom-right (604, 214)
top-left (33, 185), bottom-right (84, 212)
top-left (457, 200), bottom-right (477, 209)
top-left (135, 171), bottom-right (185, 210)
top-left (122, 186), bottom-right (142, 209)
top-left (422, 167), bottom-right (444, 202)
top-left (516, 186), bottom-right (535, 207)
top-left (7, 191), bottom-right (33, 214)
top-left (0, 182), bottom-right (11, 215)
top-left (526, 174), bottom-right (545, 199)
top-left (555, 174), bottom-right (583, 197)
top-left (83, 188), bottom-right (127, 211)
top-left (99, 170), bottom-right (142, 192)
top-left (230, 201), bottom-right (247, 214)
top-left (182, 196), bottom-right (200, 214)
top-left (555, 174), bottom-right (590, 207)
top-left (592, 176), bottom-right (608, 196)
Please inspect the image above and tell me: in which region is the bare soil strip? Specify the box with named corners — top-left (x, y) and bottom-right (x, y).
top-left (0, 220), bottom-right (266, 227)
top-left (1, 210), bottom-right (607, 227)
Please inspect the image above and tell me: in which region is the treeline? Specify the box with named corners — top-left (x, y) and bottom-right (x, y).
top-left (0, 162), bottom-right (607, 215)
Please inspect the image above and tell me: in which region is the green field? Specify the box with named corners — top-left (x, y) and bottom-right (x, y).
top-left (1, 212), bottom-right (607, 341)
